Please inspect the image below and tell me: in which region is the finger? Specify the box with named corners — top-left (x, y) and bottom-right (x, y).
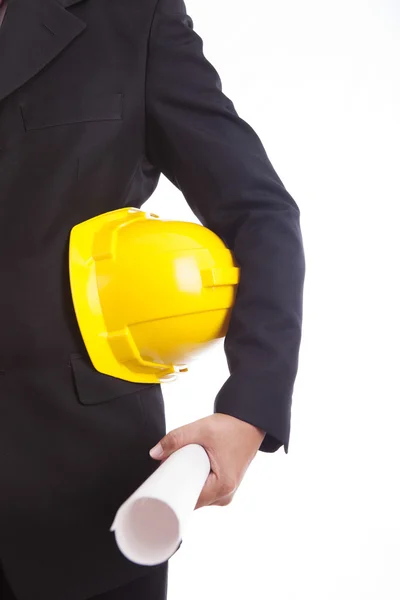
top-left (194, 471), bottom-right (220, 510)
top-left (210, 492), bottom-right (235, 507)
top-left (151, 419), bottom-right (209, 460)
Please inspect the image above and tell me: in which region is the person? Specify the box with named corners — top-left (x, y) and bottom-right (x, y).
top-left (0, 0), bottom-right (306, 599)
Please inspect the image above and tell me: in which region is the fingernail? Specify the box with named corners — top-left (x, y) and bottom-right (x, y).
top-left (149, 443), bottom-right (163, 459)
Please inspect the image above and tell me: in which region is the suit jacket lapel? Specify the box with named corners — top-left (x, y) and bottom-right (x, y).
top-left (0, 0), bottom-right (86, 103)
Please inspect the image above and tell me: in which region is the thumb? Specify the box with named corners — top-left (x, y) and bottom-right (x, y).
top-left (149, 424), bottom-right (194, 461)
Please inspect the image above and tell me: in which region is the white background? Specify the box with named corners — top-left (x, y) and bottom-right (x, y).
top-left (143, 1), bottom-right (400, 598)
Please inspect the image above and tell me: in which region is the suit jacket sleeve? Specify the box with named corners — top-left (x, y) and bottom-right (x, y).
top-left (144, 0), bottom-right (306, 454)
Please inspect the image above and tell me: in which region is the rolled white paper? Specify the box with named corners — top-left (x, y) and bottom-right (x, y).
top-left (109, 443), bottom-right (211, 566)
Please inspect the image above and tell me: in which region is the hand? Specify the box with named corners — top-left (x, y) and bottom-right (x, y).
top-left (149, 413), bottom-right (266, 509)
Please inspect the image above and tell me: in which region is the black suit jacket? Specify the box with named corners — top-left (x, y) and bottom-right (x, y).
top-left (0, 0), bottom-right (305, 598)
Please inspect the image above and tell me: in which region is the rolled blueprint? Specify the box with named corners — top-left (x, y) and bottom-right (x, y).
top-left (110, 443), bottom-right (211, 565)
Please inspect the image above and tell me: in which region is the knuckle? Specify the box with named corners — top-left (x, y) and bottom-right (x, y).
top-left (208, 417), bottom-right (220, 437)
top-left (220, 478), bottom-right (236, 497)
top-left (166, 430), bottom-right (181, 448)
top-left (216, 496), bottom-right (233, 507)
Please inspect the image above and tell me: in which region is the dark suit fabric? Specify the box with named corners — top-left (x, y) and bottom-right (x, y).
top-left (1, 560), bottom-right (168, 600)
top-left (0, 0), bottom-right (305, 598)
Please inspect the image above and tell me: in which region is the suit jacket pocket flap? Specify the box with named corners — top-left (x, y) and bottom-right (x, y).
top-left (70, 353), bottom-right (152, 405)
top-left (20, 93), bottom-right (123, 130)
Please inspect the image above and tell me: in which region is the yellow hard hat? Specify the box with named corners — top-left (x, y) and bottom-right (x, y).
top-left (69, 207), bottom-right (240, 384)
